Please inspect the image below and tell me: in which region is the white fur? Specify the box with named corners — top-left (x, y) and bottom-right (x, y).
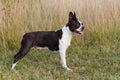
top-left (76, 25), bottom-right (83, 32)
top-left (76, 20), bottom-right (83, 32)
top-left (59, 26), bottom-right (72, 71)
top-left (33, 46), bottom-right (49, 50)
top-left (11, 62), bottom-right (17, 70)
top-left (59, 26), bottom-right (72, 47)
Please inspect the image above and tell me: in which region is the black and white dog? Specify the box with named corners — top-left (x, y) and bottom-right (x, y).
top-left (12, 12), bottom-right (84, 71)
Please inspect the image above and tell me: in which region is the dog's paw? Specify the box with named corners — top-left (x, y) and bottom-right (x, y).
top-left (66, 67), bottom-right (72, 72)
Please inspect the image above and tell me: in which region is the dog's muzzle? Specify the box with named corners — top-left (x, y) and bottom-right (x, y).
top-left (75, 25), bottom-right (84, 35)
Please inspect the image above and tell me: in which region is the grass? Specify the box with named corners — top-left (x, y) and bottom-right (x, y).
top-left (0, 0), bottom-right (120, 80)
top-left (0, 46), bottom-right (120, 80)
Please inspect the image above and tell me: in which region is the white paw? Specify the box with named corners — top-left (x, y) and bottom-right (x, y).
top-left (11, 63), bottom-right (17, 70)
top-left (66, 67), bottom-right (72, 72)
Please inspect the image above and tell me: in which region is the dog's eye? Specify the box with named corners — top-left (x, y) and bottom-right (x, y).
top-left (76, 23), bottom-right (80, 27)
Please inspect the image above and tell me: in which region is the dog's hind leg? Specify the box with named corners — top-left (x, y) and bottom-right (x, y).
top-left (12, 38), bottom-right (32, 70)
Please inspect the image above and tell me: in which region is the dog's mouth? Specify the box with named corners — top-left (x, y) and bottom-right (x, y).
top-left (74, 30), bottom-right (84, 35)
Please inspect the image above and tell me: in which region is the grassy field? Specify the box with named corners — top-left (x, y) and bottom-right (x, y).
top-left (0, 0), bottom-right (120, 80)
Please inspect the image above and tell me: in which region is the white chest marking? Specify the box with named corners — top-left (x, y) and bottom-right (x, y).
top-left (59, 26), bottom-right (72, 50)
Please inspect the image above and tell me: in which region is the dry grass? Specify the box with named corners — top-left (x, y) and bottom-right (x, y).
top-left (0, 0), bottom-right (120, 49)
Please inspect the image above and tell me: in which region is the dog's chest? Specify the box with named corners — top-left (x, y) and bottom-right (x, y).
top-left (59, 27), bottom-right (72, 50)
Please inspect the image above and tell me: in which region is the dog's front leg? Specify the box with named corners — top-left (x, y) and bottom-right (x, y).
top-left (59, 49), bottom-right (72, 71)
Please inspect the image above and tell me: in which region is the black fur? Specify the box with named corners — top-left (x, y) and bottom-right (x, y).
top-left (13, 30), bottom-right (62, 63)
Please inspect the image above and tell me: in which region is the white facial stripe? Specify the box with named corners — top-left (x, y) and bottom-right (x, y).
top-left (76, 26), bottom-right (82, 31)
top-left (78, 20), bottom-right (82, 24)
top-left (76, 20), bottom-right (83, 31)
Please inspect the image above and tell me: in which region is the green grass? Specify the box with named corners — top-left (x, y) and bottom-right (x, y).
top-left (0, 0), bottom-right (120, 79)
top-left (0, 45), bottom-right (120, 80)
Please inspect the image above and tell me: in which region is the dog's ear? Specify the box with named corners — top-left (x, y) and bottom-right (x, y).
top-left (74, 12), bottom-right (76, 18)
top-left (69, 12), bottom-right (74, 22)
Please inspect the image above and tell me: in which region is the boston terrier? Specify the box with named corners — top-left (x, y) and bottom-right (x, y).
top-left (12, 12), bottom-right (84, 71)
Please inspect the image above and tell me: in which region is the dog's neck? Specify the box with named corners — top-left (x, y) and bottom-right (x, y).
top-left (62, 25), bottom-right (72, 35)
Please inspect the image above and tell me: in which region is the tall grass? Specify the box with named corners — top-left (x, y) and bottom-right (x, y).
top-left (0, 0), bottom-right (120, 50)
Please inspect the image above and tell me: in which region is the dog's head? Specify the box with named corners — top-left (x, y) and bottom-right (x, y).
top-left (67, 12), bottom-right (84, 35)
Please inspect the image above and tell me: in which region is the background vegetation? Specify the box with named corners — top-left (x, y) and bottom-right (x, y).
top-left (0, 0), bottom-right (120, 80)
